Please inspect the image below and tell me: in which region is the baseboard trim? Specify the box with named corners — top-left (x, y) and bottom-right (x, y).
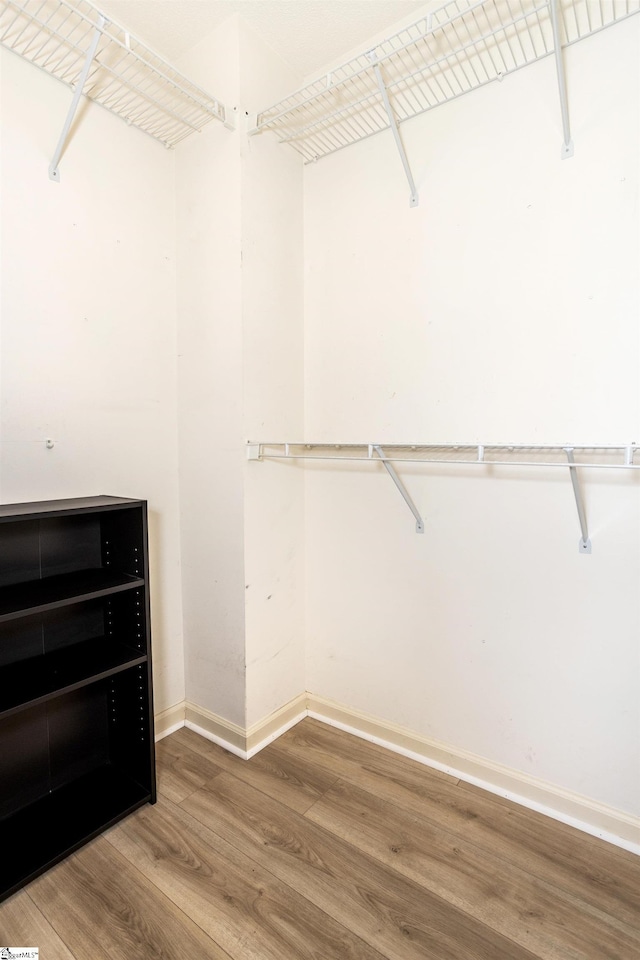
top-left (154, 701), bottom-right (186, 741)
top-left (246, 693), bottom-right (309, 758)
top-left (155, 693), bottom-right (638, 853)
top-left (306, 693), bottom-right (640, 855)
top-left (185, 702), bottom-right (248, 757)
top-left (183, 693), bottom-right (308, 760)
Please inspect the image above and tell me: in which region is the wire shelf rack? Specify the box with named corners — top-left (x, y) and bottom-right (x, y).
top-left (247, 441), bottom-right (639, 548)
top-left (248, 442), bottom-right (640, 470)
top-left (254, 0), bottom-right (640, 164)
top-left (0, 0), bottom-right (229, 148)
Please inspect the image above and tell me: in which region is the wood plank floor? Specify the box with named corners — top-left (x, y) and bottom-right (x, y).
top-left (1, 718), bottom-right (639, 959)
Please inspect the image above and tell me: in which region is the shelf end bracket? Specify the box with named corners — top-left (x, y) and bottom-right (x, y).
top-left (373, 444), bottom-right (424, 532)
top-left (564, 448), bottom-right (591, 553)
top-left (49, 15), bottom-right (105, 182)
top-left (222, 106), bottom-right (237, 131)
top-left (370, 57), bottom-right (419, 207)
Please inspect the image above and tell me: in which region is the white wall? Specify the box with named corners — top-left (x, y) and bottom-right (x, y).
top-left (0, 48), bottom-right (185, 715)
top-left (2, 3), bottom-right (637, 829)
top-left (239, 20), bottom-right (305, 729)
top-left (175, 18), bottom-right (246, 726)
top-left (304, 20), bottom-right (640, 816)
top-left (176, 17), bottom-right (305, 730)
top-left (0, 13), bottom-right (306, 737)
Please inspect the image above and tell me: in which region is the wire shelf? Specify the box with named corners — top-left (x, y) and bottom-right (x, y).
top-left (0, 0), bottom-right (229, 148)
top-left (248, 440), bottom-right (638, 547)
top-left (255, 0), bottom-right (640, 163)
top-left (249, 442), bottom-right (640, 470)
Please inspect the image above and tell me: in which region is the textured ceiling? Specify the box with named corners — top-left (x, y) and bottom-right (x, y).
top-left (98, 0), bottom-right (430, 80)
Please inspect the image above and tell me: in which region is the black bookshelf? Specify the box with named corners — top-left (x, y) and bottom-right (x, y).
top-left (0, 496), bottom-right (156, 902)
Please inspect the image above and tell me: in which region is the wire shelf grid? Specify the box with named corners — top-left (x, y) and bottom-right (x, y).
top-left (255, 0), bottom-right (640, 163)
top-left (0, 0), bottom-right (228, 147)
top-left (251, 442), bottom-right (640, 470)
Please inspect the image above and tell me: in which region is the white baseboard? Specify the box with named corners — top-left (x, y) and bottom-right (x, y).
top-left (154, 693), bottom-right (639, 855)
top-left (306, 693), bottom-right (640, 856)
top-left (182, 693), bottom-right (308, 760)
top-left (245, 693), bottom-right (309, 758)
top-left (184, 702), bottom-right (247, 757)
top-left (154, 701), bottom-right (186, 741)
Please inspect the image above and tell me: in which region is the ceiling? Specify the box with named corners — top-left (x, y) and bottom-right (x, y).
top-left (98, 0), bottom-right (431, 80)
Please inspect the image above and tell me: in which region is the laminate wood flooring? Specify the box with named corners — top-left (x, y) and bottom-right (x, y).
top-left (1, 718), bottom-right (638, 959)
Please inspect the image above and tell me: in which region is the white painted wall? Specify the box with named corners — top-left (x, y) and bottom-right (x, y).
top-left (0, 48), bottom-right (184, 715)
top-left (2, 2), bottom-right (636, 829)
top-left (239, 20), bottom-right (305, 729)
top-left (176, 17), bottom-right (305, 729)
top-left (175, 18), bottom-right (246, 726)
top-left (0, 13), bottom-right (305, 737)
top-left (304, 20), bottom-right (640, 816)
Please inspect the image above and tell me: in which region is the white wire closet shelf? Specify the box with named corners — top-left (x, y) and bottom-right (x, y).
top-left (248, 441), bottom-right (640, 469)
top-left (247, 441), bottom-right (640, 551)
top-left (0, 0), bottom-right (229, 150)
top-left (253, 0), bottom-right (640, 165)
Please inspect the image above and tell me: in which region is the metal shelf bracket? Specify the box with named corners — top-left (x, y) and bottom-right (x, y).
top-left (372, 444), bottom-right (424, 532)
top-left (549, 0), bottom-right (574, 159)
top-left (564, 448), bottom-right (591, 553)
top-left (49, 14), bottom-right (106, 182)
top-left (368, 54), bottom-right (419, 208)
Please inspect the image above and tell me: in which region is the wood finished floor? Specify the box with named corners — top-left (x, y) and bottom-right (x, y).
top-left (1, 718), bottom-right (639, 959)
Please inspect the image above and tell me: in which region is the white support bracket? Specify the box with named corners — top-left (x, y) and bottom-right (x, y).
top-left (564, 448), bottom-right (591, 553)
top-left (49, 14), bottom-right (106, 182)
top-left (372, 445), bottom-right (424, 533)
top-left (369, 55), bottom-right (419, 208)
top-left (223, 106), bottom-right (237, 131)
top-left (549, 0), bottom-right (574, 159)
